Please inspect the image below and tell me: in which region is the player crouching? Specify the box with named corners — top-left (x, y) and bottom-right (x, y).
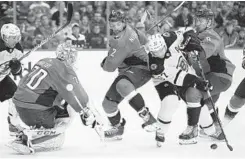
top-left (6, 42), bottom-right (97, 155)
top-left (146, 32), bottom-right (213, 145)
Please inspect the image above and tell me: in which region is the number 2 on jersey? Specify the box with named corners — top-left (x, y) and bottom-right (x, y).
top-left (26, 66), bottom-right (48, 90)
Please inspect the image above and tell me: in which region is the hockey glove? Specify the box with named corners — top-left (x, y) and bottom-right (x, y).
top-left (183, 74), bottom-right (213, 92)
top-left (9, 58), bottom-right (22, 75)
top-left (195, 79), bottom-right (213, 92)
top-left (182, 30), bottom-right (204, 53)
top-left (80, 107), bottom-right (96, 128)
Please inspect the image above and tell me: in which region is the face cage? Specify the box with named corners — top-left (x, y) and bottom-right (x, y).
top-left (2, 34), bottom-right (21, 48)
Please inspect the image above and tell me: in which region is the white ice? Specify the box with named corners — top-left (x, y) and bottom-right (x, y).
top-left (1, 50), bottom-right (245, 159)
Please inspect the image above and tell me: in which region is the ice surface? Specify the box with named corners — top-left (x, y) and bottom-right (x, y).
top-left (1, 50), bottom-right (245, 159)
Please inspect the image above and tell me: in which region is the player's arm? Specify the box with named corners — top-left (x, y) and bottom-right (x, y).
top-left (51, 68), bottom-right (89, 113)
top-left (102, 44), bottom-right (128, 72)
top-left (9, 43), bottom-right (24, 75)
top-left (200, 35), bottom-right (219, 59)
top-left (52, 69), bottom-right (96, 127)
top-left (164, 53), bottom-right (211, 92)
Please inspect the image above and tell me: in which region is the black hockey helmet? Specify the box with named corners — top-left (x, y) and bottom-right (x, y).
top-left (195, 8), bottom-right (214, 19)
top-left (109, 10), bottom-right (126, 22)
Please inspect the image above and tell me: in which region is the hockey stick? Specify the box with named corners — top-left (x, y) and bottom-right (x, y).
top-left (146, 1), bottom-right (185, 33)
top-left (194, 51), bottom-right (233, 151)
top-left (65, 84), bottom-right (105, 142)
top-left (0, 3), bottom-right (73, 69)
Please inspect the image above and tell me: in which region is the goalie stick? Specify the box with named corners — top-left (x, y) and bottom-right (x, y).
top-left (0, 3), bottom-right (73, 69)
top-left (66, 84), bottom-right (105, 142)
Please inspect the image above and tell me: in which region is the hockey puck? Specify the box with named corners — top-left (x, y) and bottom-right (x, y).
top-left (210, 144), bottom-right (217, 150)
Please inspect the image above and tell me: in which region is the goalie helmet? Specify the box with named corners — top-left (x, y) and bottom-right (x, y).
top-left (0, 23), bottom-right (21, 48)
top-left (147, 33), bottom-right (167, 58)
top-left (56, 42), bottom-right (78, 67)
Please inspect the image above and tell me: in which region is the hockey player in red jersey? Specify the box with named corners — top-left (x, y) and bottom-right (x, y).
top-left (182, 8), bottom-right (236, 140)
top-left (101, 10), bottom-right (157, 140)
top-left (216, 47), bottom-right (245, 138)
top-left (7, 42), bottom-right (97, 155)
top-left (147, 32), bottom-right (213, 145)
top-left (0, 23), bottom-right (24, 137)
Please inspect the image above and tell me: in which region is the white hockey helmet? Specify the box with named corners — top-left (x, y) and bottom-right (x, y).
top-left (147, 33), bottom-right (167, 58)
top-left (56, 42), bottom-right (78, 67)
top-left (1, 23), bottom-right (21, 48)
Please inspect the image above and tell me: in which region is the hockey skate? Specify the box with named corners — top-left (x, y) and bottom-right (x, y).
top-left (155, 130), bottom-right (165, 147)
top-left (104, 118), bottom-right (126, 141)
top-left (199, 123), bottom-right (225, 142)
top-left (139, 107), bottom-right (158, 132)
top-left (6, 134), bottom-right (34, 155)
top-left (179, 125), bottom-right (198, 145)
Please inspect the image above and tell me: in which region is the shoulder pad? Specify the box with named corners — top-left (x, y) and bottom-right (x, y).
top-left (162, 31), bottom-right (177, 48)
top-left (15, 43), bottom-right (23, 53)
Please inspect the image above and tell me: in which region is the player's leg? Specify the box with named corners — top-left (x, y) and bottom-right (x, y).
top-left (223, 78), bottom-right (245, 126)
top-left (117, 67), bottom-right (157, 131)
top-left (179, 87), bottom-right (203, 145)
top-left (154, 81), bottom-right (180, 144)
top-left (102, 78), bottom-right (126, 140)
top-left (200, 74), bottom-right (232, 138)
top-left (0, 76), bottom-right (20, 136)
top-left (102, 67), bottom-right (156, 139)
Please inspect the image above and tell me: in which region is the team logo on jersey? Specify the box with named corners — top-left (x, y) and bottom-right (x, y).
top-left (206, 37), bottom-right (211, 41)
top-left (162, 32), bottom-right (170, 37)
top-left (150, 64), bottom-right (158, 70)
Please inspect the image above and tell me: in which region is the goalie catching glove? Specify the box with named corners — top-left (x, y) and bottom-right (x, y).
top-left (9, 58), bottom-right (22, 75)
top-left (80, 107), bottom-right (96, 128)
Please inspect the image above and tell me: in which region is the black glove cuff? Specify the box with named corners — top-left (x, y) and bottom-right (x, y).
top-left (183, 74), bottom-right (198, 88)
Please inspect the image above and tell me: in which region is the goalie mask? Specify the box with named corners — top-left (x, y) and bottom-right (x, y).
top-left (1, 23), bottom-right (21, 48)
top-left (56, 42), bottom-right (78, 67)
top-left (147, 33), bottom-right (167, 58)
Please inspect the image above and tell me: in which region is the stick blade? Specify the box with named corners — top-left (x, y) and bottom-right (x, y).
top-left (66, 3), bottom-right (73, 23)
top-left (227, 144), bottom-right (233, 151)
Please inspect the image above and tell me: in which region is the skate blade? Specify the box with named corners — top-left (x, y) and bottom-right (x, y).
top-left (104, 136), bottom-right (123, 142)
top-left (94, 124), bottom-right (105, 142)
top-left (143, 124), bottom-right (160, 132)
top-left (179, 138), bottom-right (197, 145)
top-left (156, 141), bottom-right (163, 148)
top-left (199, 133), bottom-right (225, 143)
top-left (5, 141), bottom-right (34, 155)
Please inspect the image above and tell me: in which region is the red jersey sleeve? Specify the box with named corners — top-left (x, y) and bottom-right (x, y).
top-left (50, 63), bottom-right (88, 113)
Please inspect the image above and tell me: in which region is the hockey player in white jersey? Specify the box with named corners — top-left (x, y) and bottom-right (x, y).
top-left (0, 23), bottom-right (24, 137)
top-left (146, 32), bottom-right (213, 145)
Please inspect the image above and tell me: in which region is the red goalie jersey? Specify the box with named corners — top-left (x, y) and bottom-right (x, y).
top-left (13, 58), bottom-right (87, 113)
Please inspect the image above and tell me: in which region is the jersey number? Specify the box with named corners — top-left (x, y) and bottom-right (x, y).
top-left (109, 48), bottom-right (117, 57)
top-left (26, 66), bottom-right (48, 90)
top-left (177, 56), bottom-right (189, 72)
